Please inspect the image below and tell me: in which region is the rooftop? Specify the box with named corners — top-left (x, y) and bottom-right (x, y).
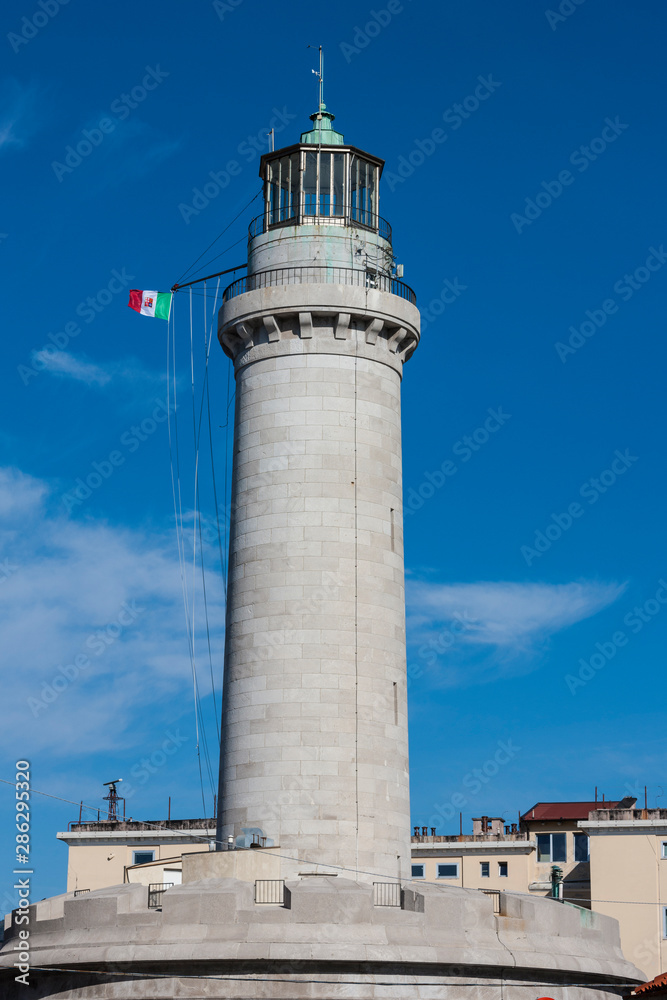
top-left (520, 799), bottom-right (633, 822)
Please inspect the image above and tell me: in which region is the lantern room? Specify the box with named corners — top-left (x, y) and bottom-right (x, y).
top-left (256, 104), bottom-right (388, 241)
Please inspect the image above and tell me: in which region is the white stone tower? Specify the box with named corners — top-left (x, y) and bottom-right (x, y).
top-left (215, 104), bottom-right (420, 881)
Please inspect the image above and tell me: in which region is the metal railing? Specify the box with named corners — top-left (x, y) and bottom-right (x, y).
top-left (373, 882), bottom-right (402, 907)
top-left (254, 879), bottom-right (286, 905)
top-left (223, 266), bottom-right (416, 306)
top-left (249, 209), bottom-right (392, 243)
top-left (480, 889), bottom-right (501, 914)
top-left (148, 882), bottom-right (174, 908)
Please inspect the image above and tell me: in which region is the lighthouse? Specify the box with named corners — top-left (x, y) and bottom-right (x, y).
top-left (0, 103), bottom-right (644, 1000)
top-left (215, 102), bottom-right (420, 881)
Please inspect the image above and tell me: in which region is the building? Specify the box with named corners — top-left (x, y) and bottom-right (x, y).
top-left (410, 800), bottom-right (637, 909)
top-left (56, 818), bottom-right (216, 892)
top-left (0, 103), bottom-right (643, 1000)
top-left (581, 805), bottom-right (667, 980)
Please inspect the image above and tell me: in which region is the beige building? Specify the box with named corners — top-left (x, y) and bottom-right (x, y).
top-left (57, 818), bottom-right (216, 892)
top-left (410, 802), bottom-right (634, 906)
top-left (581, 806), bottom-right (667, 981)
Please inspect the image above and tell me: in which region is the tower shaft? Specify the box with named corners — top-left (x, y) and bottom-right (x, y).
top-left (216, 121), bottom-right (419, 880)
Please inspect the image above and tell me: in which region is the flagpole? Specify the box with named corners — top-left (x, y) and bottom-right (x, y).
top-left (171, 263), bottom-right (247, 293)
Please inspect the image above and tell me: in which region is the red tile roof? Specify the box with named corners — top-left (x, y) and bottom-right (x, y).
top-left (521, 801), bottom-right (620, 822)
top-left (630, 972), bottom-right (667, 995)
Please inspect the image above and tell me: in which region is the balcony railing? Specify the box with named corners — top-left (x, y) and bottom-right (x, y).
top-left (373, 882), bottom-right (402, 907)
top-left (249, 209), bottom-right (392, 244)
top-left (254, 879), bottom-right (286, 905)
top-left (148, 882), bottom-right (174, 908)
top-left (223, 266), bottom-right (416, 306)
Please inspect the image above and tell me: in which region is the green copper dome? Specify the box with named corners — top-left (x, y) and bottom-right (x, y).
top-left (300, 104), bottom-right (345, 145)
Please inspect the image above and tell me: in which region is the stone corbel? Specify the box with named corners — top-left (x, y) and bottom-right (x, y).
top-left (298, 312), bottom-right (313, 339)
top-left (236, 322), bottom-right (253, 345)
top-left (263, 315), bottom-right (281, 343)
top-left (334, 313), bottom-right (351, 340)
top-left (387, 327), bottom-right (407, 354)
top-left (365, 318), bottom-right (384, 345)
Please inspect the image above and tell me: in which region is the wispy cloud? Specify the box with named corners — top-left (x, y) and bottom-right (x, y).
top-left (31, 349), bottom-right (165, 389)
top-left (0, 465), bottom-right (224, 757)
top-left (407, 578), bottom-right (626, 687)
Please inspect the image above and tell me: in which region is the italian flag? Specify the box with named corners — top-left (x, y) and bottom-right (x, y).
top-left (128, 289), bottom-right (172, 320)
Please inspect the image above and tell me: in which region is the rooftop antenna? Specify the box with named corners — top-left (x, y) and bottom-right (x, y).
top-left (266, 128), bottom-right (274, 152)
top-left (102, 779), bottom-right (124, 822)
top-left (308, 44), bottom-right (324, 111)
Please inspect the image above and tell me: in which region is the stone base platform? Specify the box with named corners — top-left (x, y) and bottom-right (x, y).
top-left (0, 876), bottom-right (643, 999)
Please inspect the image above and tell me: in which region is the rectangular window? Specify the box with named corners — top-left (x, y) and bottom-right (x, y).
top-left (437, 863), bottom-right (459, 879)
top-left (498, 862), bottom-right (508, 877)
top-left (661, 841), bottom-right (667, 860)
top-left (411, 863), bottom-right (425, 879)
top-left (132, 850), bottom-right (155, 865)
top-left (574, 833), bottom-right (590, 862)
top-left (332, 153), bottom-right (344, 215)
top-left (536, 833), bottom-right (567, 863)
top-left (304, 151), bottom-right (317, 216)
top-left (663, 906), bottom-right (667, 939)
top-left (480, 862), bottom-right (490, 878)
top-left (318, 152), bottom-right (331, 216)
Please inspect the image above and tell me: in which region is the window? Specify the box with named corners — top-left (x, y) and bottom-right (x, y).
top-left (480, 862), bottom-right (490, 878)
top-left (132, 850), bottom-right (155, 865)
top-left (536, 833), bottom-right (567, 863)
top-left (437, 863), bottom-right (459, 879)
top-left (498, 862), bottom-right (508, 877)
top-left (574, 833), bottom-right (590, 862)
top-left (411, 863), bottom-right (425, 879)
top-left (661, 841), bottom-right (667, 860)
top-left (267, 153), bottom-right (298, 225)
top-left (663, 906), bottom-right (667, 939)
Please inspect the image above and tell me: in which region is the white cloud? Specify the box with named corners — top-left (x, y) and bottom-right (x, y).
top-left (407, 578), bottom-right (626, 686)
top-left (31, 350), bottom-right (112, 386)
top-left (31, 349), bottom-right (166, 389)
top-left (1, 466), bottom-right (225, 758)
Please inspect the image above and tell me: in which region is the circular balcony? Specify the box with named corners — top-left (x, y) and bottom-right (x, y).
top-left (222, 265), bottom-right (416, 306)
top-left (248, 210), bottom-right (392, 244)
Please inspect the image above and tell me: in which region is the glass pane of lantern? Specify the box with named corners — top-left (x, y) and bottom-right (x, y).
top-left (333, 154), bottom-right (344, 215)
top-left (304, 151), bottom-right (317, 216)
top-left (319, 153), bottom-right (331, 216)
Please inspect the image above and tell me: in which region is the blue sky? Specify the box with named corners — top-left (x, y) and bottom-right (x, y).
top-left (2, 0), bottom-right (666, 904)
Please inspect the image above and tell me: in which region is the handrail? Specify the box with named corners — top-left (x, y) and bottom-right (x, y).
top-left (222, 266), bottom-right (416, 306)
top-left (248, 209), bottom-right (392, 244)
